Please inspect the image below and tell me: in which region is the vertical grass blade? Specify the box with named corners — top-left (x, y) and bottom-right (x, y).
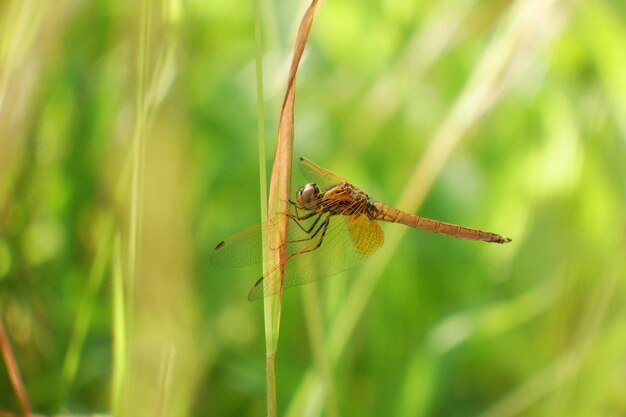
top-left (263, 1), bottom-right (320, 415)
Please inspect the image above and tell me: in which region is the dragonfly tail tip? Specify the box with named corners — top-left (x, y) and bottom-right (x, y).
top-left (490, 235), bottom-right (513, 244)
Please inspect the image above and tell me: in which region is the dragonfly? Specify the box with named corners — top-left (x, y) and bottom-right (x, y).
top-left (211, 157), bottom-right (512, 300)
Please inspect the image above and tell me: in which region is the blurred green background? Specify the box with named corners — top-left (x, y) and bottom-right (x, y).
top-left (1, 0), bottom-right (625, 416)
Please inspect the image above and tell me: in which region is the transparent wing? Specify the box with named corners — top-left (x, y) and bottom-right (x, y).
top-left (210, 223), bottom-right (265, 268)
top-left (299, 157), bottom-right (346, 191)
top-left (247, 213), bottom-right (385, 300)
top-left (210, 212), bottom-right (327, 268)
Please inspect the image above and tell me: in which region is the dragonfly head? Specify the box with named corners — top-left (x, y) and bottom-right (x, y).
top-left (296, 183), bottom-right (321, 209)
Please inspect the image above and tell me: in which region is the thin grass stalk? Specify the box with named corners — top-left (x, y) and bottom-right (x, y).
top-left (114, 1), bottom-right (152, 411)
top-left (254, 0), bottom-right (268, 230)
top-left (0, 319), bottom-right (32, 417)
top-left (253, 0), bottom-right (275, 412)
top-left (128, 0), bottom-right (151, 309)
top-left (260, 0), bottom-right (280, 53)
top-left (0, 5), bottom-right (42, 402)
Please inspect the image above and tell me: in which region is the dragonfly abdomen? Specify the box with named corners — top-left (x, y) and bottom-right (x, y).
top-left (373, 203), bottom-right (511, 244)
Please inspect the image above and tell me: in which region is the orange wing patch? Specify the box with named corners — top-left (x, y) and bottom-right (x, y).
top-left (346, 214), bottom-right (384, 255)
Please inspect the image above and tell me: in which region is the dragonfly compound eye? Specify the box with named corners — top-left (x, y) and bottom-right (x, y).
top-left (296, 183), bottom-right (319, 208)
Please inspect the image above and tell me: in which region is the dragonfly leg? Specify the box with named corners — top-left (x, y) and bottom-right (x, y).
top-left (287, 213), bottom-right (322, 235)
top-left (288, 199), bottom-right (301, 216)
top-left (288, 199), bottom-right (320, 220)
top-left (286, 214), bottom-right (327, 243)
top-left (286, 199), bottom-right (324, 237)
top-left (289, 215), bottom-right (331, 255)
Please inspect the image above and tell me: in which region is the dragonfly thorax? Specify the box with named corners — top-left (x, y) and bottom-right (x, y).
top-left (297, 183), bottom-right (321, 209)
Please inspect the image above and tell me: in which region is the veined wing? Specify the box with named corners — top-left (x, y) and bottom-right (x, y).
top-left (248, 213), bottom-right (384, 300)
top-left (299, 157), bottom-right (345, 191)
top-left (211, 210), bottom-right (338, 268)
top-left (210, 223), bottom-right (266, 268)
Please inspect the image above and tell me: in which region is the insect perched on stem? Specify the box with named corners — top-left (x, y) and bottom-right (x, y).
top-left (212, 157), bottom-right (512, 300)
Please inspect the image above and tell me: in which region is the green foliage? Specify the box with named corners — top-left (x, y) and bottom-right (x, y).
top-left (1, 0), bottom-right (625, 416)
